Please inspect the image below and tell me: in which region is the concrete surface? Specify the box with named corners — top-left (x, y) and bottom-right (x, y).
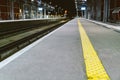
top-left (0, 19), bottom-right (86, 80)
top-left (80, 18), bottom-right (120, 80)
top-left (1, 18), bottom-right (120, 80)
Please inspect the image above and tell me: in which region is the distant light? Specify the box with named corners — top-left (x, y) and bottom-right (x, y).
top-left (64, 10), bottom-right (68, 14)
top-left (38, 8), bottom-right (43, 11)
top-left (81, 7), bottom-right (86, 10)
top-left (19, 9), bottom-right (22, 13)
top-left (31, 0), bottom-right (34, 1)
top-left (82, 0), bottom-right (87, 1)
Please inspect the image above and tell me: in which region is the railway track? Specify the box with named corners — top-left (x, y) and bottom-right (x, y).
top-left (0, 19), bottom-right (69, 61)
top-left (0, 20), bottom-right (61, 39)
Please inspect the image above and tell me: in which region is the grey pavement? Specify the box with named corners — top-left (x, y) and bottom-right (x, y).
top-left (0, 19), bottom-right (86, 80)
top-left (1, 18), bottom-right (120, 80)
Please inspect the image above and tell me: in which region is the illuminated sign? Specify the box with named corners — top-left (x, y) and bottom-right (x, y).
top-left (81, 7), bottom-right (86, 10)
top-left (38, 8), bottom-right (43, 11)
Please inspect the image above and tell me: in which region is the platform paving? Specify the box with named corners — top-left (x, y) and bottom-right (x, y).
top-left (1, 18), bottom-right (120, 80)
top-left (80, 18), bottom-right (120, 80)
top-left (0, 19), bottom-right (86, 80)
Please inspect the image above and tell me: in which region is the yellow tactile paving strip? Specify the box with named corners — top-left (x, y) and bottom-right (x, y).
top-left (78, 19), bottom-right (110, 80)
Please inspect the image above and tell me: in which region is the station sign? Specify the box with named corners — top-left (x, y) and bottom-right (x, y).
top-left (81, 6), bottom-right (86, 10)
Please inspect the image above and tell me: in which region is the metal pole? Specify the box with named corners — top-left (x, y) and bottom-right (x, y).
top-left (22, 4), bottom-right (24, 19)
top-left (11, 0), bottom-right (14, 20)
top-left (36, 6), bottom-right (38, 19)
top-left (0, 9), bottom-right (1, 19)
top-left (114, 0), bottom-right (117, 21)
top-left (103, 0), bottom-right (109, 22)
top-left (31, 3), bottom-right (32, 19)
top-left (75, 0), bottom-right (78, 17)
top-left (44, 3), bottom-right (46, 18)
top-left (108, 0), bottom-right (110, 21)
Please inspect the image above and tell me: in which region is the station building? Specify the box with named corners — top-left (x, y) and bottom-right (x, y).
top-left (87, 0), bottom-right (120, 22)
top-left (0, 0), bottom-right (57, 20)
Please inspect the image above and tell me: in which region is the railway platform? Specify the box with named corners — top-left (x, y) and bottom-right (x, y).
top-left (0, 18), bottom-right (120, 80)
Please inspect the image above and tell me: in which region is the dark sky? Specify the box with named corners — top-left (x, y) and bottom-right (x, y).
top-left (43, 0), bottom-right (76, 17)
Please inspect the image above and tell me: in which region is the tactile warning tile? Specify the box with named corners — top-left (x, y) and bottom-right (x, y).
top-left (78, 19), bottom-right (110, 80)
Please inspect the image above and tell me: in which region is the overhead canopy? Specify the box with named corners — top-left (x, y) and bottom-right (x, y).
top-left (112, 7), bottom-right (120, 13)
